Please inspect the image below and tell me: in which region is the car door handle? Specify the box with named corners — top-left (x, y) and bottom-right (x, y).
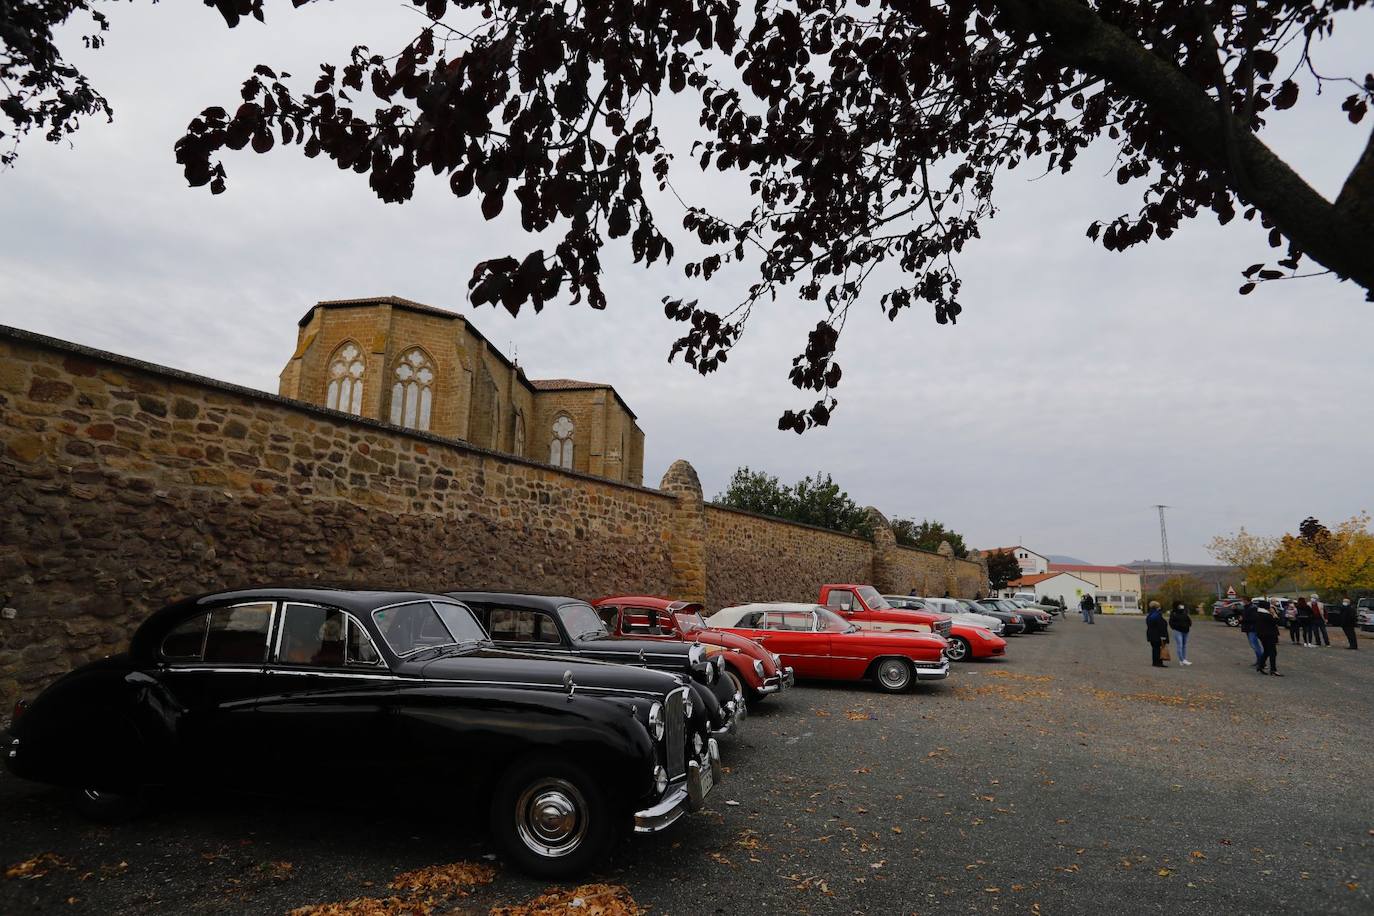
top-left (753, 635), bottom-right (769, 641)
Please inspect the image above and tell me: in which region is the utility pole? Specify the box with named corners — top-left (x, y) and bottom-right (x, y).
top-left (1153, 505), bottom-right (1174, 600)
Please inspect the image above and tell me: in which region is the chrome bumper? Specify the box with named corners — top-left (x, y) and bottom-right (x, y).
top-left (710, 692), bottom-right (747, 738)
top-left (758, 666), bottom-right (796, 695)
top-left (915, 659), bottom-right (951, 680)
top-left (634, 738), bottom-right (721, 833)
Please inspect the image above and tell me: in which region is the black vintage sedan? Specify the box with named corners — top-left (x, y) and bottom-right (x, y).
top-left (4, 588), bottom-right (722, 878)
top-left (448, 592), bottom-right (745, 738)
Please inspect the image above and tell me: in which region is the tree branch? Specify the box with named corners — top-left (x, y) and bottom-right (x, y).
top-left (996, 0), bottom-right (1374, 293)
top-left (1336, 122), bottom-right (1374, 234)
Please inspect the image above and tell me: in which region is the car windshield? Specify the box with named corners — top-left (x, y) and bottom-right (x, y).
top-left (559, 603), bottom-right (608, 640)
top-left (675, 610), bottom-right (707, 632)
top-left (815, 607), bottom-right (859, 633)
top-left (372, 600), bottom-right (486, 657)
top-left (857, 586), bottom-right (891, 610)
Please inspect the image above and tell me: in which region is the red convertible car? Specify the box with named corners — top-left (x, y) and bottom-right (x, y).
top-left (594, 596), bottom-right (795, 704)
top-left (708, 603), bottom-right (950, 693)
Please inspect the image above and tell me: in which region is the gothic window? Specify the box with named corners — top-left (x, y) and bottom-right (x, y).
top-left (390, 348), bottom-right (435, 431)
top-left (549, 415), bottom-right (574, 469)
top-left (513, 411), bottom-right (526, 456)
top-left (325, 342), bottom-right (365, 416)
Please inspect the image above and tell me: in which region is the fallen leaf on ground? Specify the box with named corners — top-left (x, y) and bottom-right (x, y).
top-left (5, 853), bottom-right (69, 881)
top-left (492, 883), bottom-right (642, 916)
top-left (389, 861), bottom-right (496, 896)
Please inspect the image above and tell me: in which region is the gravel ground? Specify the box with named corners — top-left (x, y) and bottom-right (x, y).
top-left (2, 616), bottom-right (1370, 914)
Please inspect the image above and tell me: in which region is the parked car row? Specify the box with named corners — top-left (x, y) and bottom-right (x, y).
top-left (4, 581), bottom-right (1053, 879)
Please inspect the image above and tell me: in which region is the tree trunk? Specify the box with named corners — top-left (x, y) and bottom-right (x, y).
top-left (998, 0), bottom-right (1374, 295)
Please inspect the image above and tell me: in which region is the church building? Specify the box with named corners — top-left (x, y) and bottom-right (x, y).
top-left (278, 296), bottom-right (645, 484)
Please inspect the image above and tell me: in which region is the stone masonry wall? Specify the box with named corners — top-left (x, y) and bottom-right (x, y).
top-left (0, 326), bottom-right (989, 710)
top-left (704, 505), bottom-right (875, 611)
top-left (0, 328), bottom-right (677, 710)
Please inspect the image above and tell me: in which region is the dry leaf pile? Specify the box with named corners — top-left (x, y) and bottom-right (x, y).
top-left (490, 883), bottom-right (642, 916)
top-left (288, 860), bottom-right (496, 916)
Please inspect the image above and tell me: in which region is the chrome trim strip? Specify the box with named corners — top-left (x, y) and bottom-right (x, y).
top-left (393, 675), bottom-right (664, 699)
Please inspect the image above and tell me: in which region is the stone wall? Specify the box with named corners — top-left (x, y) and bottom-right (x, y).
top-left (0, 327), bottom-right (677, 710)
top-left (0, 325), bottom-right (988, 711)
top-left (704, 505), bottom-right (875, 610)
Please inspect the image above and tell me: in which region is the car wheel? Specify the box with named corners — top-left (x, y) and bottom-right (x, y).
top-left (490, 755), bottom-right (614, 879)
top-left (70, 787), bottom-right (146, 824)
top-left (946, 637), bottom-right (970, 662)
top-left (873, 657), bottom-right (913, 694)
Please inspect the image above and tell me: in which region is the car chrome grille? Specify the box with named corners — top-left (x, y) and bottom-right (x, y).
top-left (665, 686), bottom-right (687, 780)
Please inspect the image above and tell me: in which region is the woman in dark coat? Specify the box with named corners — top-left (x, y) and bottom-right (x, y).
top-left (1146, 601), bottom-right (1169, 668)
top-left (1168, 601), bottom-right (1192, 666)
top-left (1254, 599), bottom-right (1282, 675)
top-left (1296, 597), bottom-right (1314, 647)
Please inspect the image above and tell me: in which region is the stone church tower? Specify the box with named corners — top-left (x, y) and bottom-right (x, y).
top-left (278, 296), bottom-right (645, 484)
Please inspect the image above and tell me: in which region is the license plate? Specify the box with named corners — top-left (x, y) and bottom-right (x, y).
top-left (698, 762), bottom-right (714, 797)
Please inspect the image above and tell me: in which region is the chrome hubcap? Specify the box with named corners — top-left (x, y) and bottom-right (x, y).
top-left (878, 660), bottom-right (909, 688)
top-left (948, 639), bottom-right (967, 660)
top-left (516, 779), bottom-right (587, 858)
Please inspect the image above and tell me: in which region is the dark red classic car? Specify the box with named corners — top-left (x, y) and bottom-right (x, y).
top-left (594, 596), bottom-right (795, 704)
top-left (710, 603), bottom-right (950, 694)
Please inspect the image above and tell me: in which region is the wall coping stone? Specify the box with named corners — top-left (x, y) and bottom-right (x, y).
top-left (705, 501), bottom-right (874, 544)
top-left (0, 324), bottom-right (673, 502)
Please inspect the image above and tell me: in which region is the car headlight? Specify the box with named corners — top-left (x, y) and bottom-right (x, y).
top-left (653, 765), bottom-right (668, 795)
top-left (975, 628), bottom-right (994, 641)
top-left (648, 701), bottom-right (665, 741)
top-left (753, 659), bottom-right (765, 678)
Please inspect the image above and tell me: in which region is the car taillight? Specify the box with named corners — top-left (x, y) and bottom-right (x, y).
top-left (11, 699), bottom-right (27, 723)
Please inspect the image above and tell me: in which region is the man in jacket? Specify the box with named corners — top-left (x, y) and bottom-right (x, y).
top-left (1080, 593), bottom-right (1096, 624)
top-left (1146, 601), bottom-right (1169, 667)
top-left (1253, 599), bottom-right (1282, 676)
top-left (1339, 597), bottom-right (1360, 649)
top-left (1240, 598), bottom-right (1264, 667)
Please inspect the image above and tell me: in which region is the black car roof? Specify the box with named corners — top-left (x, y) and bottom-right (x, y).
top-left (446, 592), bottom-right (586, 611)
top-left (128, 587), bottom-right (459, 658)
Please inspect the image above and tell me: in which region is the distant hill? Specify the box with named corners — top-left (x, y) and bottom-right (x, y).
top-left (1045, 555), bottom-right (1090, 565)
top-left (1124, 560), bottom-right (1241, 593)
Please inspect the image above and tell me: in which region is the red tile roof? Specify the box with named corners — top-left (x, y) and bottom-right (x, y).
top-left (1008, 573), bottom-right (1061, 586)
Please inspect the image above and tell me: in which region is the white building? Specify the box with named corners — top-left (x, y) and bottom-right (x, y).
top-left (980, 546), bottom-right (1049, 577)
top-left (1001, 572), bottom-right (1097, 607)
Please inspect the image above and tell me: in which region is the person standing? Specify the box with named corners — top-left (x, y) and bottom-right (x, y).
top-left (1338, 597), bottom-right (1360, 650)
top-left (1146, 601), bottom-right (1169, 667)
top-left (1240, 597), bottom-right (1264, 667)
top-left (1080, 593), bottom-right (1096, 624)
top-left (1310, 595), bottom-right (1331, 647)
top-left (1254, 599), bottom-right (1282, 676)
top-left (1295, 597), bottom-right (1314, 647)
top-left (1168, 601), bottom-right (1192, 666)
top-left (1285, 599), bottom-right (1302, 645)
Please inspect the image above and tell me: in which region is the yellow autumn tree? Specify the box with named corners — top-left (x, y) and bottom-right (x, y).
top-left (1274, 513), bottom-right (1374, 593)
top-left (1206, 528), bottom-right (1283, 595)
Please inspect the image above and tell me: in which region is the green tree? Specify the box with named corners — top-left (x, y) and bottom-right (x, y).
top-left (713, 467), bottom-right (791, 518)
top-left (1145, 575), bottom-right (1215, 613)
top-left (890, 519), bottom-right (969, 558)
top-left (714, 467), bottom-right (873, 537)
top-left (986, 551), bottom-right (1022, 592)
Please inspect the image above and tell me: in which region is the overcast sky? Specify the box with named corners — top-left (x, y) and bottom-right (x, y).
top-left (2, 3), bottom-right (1371, 565)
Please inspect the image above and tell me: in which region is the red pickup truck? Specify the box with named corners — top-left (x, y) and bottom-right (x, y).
top-left (818, 584), bottom-right (954, 640)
